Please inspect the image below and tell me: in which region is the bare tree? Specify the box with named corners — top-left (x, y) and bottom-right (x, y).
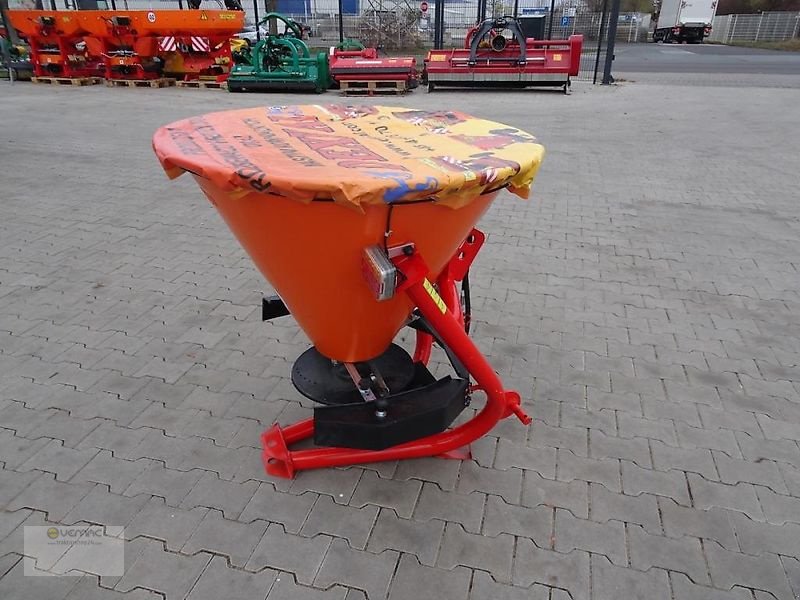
top-left (490, 0), bottom-right (513, 17)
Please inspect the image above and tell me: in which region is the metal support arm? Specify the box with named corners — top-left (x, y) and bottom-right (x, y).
top-left (468, 17), bottom-right (528, 66)
top-left (260, 230), bottom-right (531, 478)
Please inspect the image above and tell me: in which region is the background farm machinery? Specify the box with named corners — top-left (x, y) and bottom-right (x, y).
top-left (227, 13), bottom-right (330, 92)
top-left (329, 38), bottom-right (418, 90)
top-left (5, 8), bottom-right (243, 83)
top-left (424, 16), bottom-right (583, 92)
top-left (4, 8), bottom-right (583, 93)
top-left (5, 10), bottom-right (101, 78)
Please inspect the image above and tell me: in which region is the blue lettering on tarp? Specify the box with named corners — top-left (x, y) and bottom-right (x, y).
top-left (370, 172), bottom-right (439, 203)
top-left (265, 106), bottom-right (304, 117)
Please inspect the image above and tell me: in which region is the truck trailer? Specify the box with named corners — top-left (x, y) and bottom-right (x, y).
top-left (653, 0), bottom-right (717, 43)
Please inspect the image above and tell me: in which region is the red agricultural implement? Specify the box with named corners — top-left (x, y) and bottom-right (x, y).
top-left (158, 23), bottom-right (244, 82)
top-left (329, 39), bottom-right (418, 89)
top-left (5, 10), bottom-right (102, 78)
top-left (76, 9), bottom-right (243, 81)
top-left (78, 11), bottom-right (163, 80)
top-left (424, 16), bottom-right (583, 93)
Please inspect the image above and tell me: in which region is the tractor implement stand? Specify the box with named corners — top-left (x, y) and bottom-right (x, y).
top-left (261, 229), bottom-right (531, 479)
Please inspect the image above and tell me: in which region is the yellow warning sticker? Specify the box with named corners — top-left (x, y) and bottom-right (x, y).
top-left (200, 11), bottom-right (209, 20)
top-left (423, 279), bottom-right (447, 314)
top-left (430, 54), bottom-right (447, 62)
top-left (553, 53), bottom-right (562, 61)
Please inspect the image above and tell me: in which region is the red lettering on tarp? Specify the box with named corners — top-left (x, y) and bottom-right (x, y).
top-left (284, 129), bottom-right (384, 163)
top-left (283, 129), bottom-right (410, 172)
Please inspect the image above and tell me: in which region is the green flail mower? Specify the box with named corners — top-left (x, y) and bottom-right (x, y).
top-left (228, 13), bottom-right (330, 93)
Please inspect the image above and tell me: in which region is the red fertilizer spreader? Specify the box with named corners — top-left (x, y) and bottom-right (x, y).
top-left (6, 10), bottom-right (103, 79)
top-left (152, 106), bottom-right (544, 478)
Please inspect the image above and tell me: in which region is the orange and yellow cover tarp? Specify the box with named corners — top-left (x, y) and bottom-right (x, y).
top-left (153, 105), bottom-right (545, 210)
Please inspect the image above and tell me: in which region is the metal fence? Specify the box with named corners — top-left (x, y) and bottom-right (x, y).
top-left (273, 3), bottom-right (624, 82)
top-left (541, 11), bottom-right (650, 43)
top-left (709, 11), bottom-right (800, 43)
top-left (542, 10), bottom-right (613, 82)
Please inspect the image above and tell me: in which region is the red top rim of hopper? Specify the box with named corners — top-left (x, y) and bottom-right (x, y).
top-left (152, 105), bottom-right (545, 209)
top-left (5, 10), bottom-right (88, 37)
top-left (7, 9), bottom-right (244, 37)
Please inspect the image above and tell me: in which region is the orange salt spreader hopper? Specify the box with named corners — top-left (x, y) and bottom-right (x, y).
top-left (76, 9), bottom-right (244, 80)
top-left (6, 10), bottom-right (102, 78)
top-left (153, 105), bottom-right (544, 477)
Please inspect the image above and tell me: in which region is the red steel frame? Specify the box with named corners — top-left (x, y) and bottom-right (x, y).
top-left (329, 47), bottom-right (418, 85)
top-left (8, 14), bottom-right (101, 79)
top-left (425, 35), bottom-right (583, 81)
top-left (261, 228), bottom-right (531, 478)
top-left (82, 19), bottom-right (161, 81)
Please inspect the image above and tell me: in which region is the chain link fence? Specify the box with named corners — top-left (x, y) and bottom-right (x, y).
top-left (270, 1), bottom-right (626, 82)
top-left (540, 10), bottom-right (650, 42)
top-left (709, 11), bottom-right (800, 43)
top-left (544, 10), bottom-right (612, 82)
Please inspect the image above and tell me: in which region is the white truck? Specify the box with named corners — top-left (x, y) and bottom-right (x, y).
top-left (653, 0), bottom-right (718, 43)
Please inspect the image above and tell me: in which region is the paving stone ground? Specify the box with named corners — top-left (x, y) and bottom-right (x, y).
top-left (0, 74), bottom-right (799, 600)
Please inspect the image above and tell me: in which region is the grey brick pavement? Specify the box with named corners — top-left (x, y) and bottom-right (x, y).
top-left (1, 75), bottom-right (799, 600)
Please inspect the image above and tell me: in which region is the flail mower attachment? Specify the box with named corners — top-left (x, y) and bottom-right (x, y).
top-left (424, 15), bottom-right (583, 93)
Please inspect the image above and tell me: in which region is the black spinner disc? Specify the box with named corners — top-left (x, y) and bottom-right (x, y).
top-left (291, 343), bottom-right (416, 405)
